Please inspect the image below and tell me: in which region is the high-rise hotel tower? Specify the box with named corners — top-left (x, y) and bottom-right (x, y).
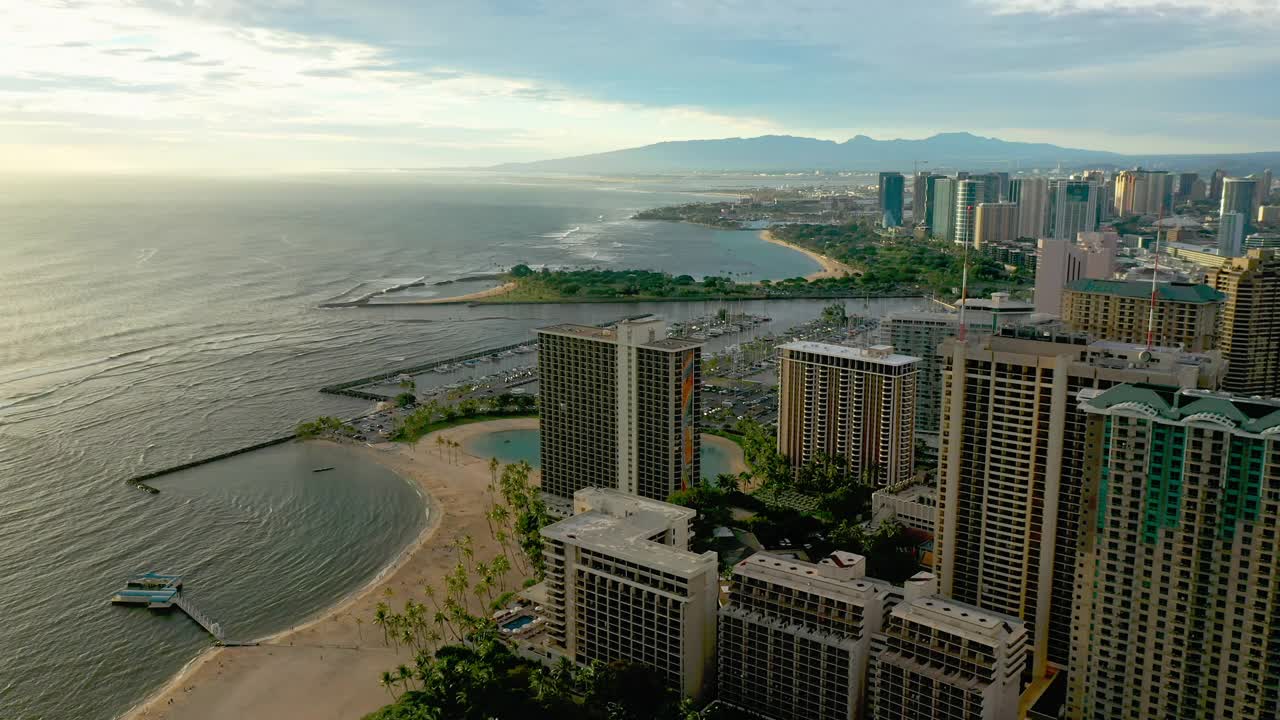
top-left (777, 342), bottom-right (918, 486)
top-left (1070, 386), bottom-right (1280, 720)
top-left (936, 331), bottom-right (1222, 678)
top-left (537, 317), bottom-right (701, 508)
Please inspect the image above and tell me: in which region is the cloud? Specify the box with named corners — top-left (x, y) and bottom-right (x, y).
top-left (144, 51), bottom-right (221, 65)
top-left (0, 0), bottom-right (781, 170)
top-left (980, 0), bottom-right (1279, 16)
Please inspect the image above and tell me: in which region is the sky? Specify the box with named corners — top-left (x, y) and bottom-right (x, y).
top-left (2, 0), bottom-right (1279, 172)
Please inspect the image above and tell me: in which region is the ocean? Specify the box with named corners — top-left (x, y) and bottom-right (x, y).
top-left (0, 173), bottom-right (912, 719)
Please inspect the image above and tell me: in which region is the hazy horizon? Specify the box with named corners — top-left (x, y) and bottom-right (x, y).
top-left (4, 0), bottom-right (1280, 172)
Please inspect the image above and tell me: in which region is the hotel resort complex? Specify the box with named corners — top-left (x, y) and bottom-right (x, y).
top-left (777, 342), bottom-right (919, 485)
top-left (538, 317), bottom-right (702, 510)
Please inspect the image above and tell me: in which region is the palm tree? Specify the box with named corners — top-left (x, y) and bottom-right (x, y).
top-left (435, 435), bottom-right (445, 458)
top-left (379, 670), bottom-right (398, 699)
top-left (396, 663), bottom-right (413, 693)
top-left (550, 656), bottom-right (575, 699)
top-left (488, 457), bottom-right (500, 494)
top-left (354, 616), bottom-right (364, 644)
top-left (529, 667), bottom-right (553, 702)
top-left (490, 555), bottom-right (511, 591)
top-left (574, 660), bottom-right (602, 697)
top-left (373, 602), bottom-right (390, 646)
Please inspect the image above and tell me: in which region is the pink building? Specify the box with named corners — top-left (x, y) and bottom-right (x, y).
top-left (1034, 231), bottom-right (1118, 315)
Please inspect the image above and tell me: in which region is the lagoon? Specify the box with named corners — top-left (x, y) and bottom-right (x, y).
top-left (463, 426), bottom-right (737, 480)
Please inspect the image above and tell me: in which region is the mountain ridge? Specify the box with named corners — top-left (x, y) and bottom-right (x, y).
top-left (486, 132), bottom-right (1278, 175)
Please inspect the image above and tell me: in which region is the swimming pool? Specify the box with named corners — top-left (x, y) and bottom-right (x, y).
top-left (501, 615), bottom-right (535, 631)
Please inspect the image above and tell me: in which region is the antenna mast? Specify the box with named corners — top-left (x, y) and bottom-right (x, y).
top-left (1145, 211), bottom-right (1163, 350)
top-left (958, 204), bottom-right (972, 341)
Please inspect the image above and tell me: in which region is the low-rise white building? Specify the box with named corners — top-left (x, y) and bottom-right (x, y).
top-left (868, 573), bottom-right (1029, 720)
top-left (540, 489), bottom-right (717, 700)
top-left (871, 480), bottom-right (937, 534)
top-left (718, 551), bottom-right (897, 720)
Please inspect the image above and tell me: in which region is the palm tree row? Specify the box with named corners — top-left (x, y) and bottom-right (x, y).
top-left (482, 459), bottom-right (550, 580)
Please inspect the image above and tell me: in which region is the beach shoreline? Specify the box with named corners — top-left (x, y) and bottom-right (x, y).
top-left (121, 421), bottom-right (532, 720)
top-left (393, 225), bottom-right (850, 306)
top-left (758, 229), bottom-right (853, 281)
top-left (410, 281), bottom-right (517, 305)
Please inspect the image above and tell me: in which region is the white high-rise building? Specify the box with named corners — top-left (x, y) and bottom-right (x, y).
top-left (538, 317), bottom-right (701, 510)
top-left (1219, 211), bottom-right (1246, 257)
top-left (1048, 179), bottom-right (1099, 241)
top-left (953, 179), bottom-right (985, 246)
top-left (540, 489), bottom-right (718, 700)
top-left (867, 573), bottom-right (1029, 720)
top-left (718, 551), bottom-right (897, 720)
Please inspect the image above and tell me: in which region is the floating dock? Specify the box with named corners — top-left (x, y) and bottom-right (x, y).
top-left (111, 573), bottom-right (229, 643)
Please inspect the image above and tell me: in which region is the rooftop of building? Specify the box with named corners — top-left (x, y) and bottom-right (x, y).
top-left (643, 337), bottom-right (703, 351)
top-left (732, 552), bottom-right (896, 602)
top-left (538, 317), bottom-right (702, 350)
top-left (874, 481), bottom-right (937, 504)
top-left (1064, 279), bottom-right (1225, 303)
top-left (779, 341), bottom-right (920, 367)
top-left (538, 323), bottom-right (615, 340)
top-left (543, 489), bottom-right (714, 578)
top-left (891, 595), bottom-right (1026, 645)
top-left (958, 328), bottom-right (1216, 362)
top-left (1080, 384), bottom-right (1280, 435)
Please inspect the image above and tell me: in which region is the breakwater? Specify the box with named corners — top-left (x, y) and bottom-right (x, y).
top-left (363, 290), bottom-right (925, 307)
top-left (124, 434), bottom-right (298, 491)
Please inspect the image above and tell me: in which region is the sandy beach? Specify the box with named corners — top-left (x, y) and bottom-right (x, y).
top-left (411, 281), bottom-right (517, 305)
top-left (122, 419), bottom-right (537, 720)
top-left (758, 229), bottom-right (854, 281)
top-left (122, 417), bottom-right (745, 720)
top-left (403, 227), bottom-right (851, 307)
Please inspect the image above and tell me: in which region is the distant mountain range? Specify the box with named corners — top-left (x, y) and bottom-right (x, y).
top-left (487, 132), bottom-right (1279, 176)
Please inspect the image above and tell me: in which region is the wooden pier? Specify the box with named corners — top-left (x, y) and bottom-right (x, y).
top-left (111, 573), bottom-right (250, 645)
top-left (173, 594), bottom-right (224, 642)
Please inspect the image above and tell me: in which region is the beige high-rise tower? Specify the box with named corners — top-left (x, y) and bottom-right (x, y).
top-left (538, 317), bottom-right (701, 509)
top-left (777, 342), bottom-right (918, 485)
top-left (1206, 248), bottom-right (1280, 398)
top-left (1070, 386), bottom-right (1280, 720)
top-left (974, 202), bottom-right (1018, 248)
top-left (1060, 279), bottom-right (1224, 351)
top-left (935, 331), bottom-right (1222, 679)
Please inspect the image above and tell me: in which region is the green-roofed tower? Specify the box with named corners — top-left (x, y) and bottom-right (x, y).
top-left (1062, 279), bottom-right (1225, 352)
top-left (1070, 385), bottom-right (1280, 720)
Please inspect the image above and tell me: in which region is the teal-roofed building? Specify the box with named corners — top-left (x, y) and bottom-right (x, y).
top-left (1069, 385), bottom-right (1280, 720)
top-left (1062, 280), bottom-right (1225, 352)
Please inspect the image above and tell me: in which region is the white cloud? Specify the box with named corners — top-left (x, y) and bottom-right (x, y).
top-left (980, 0), bottom-right (1279, 16)
top-left (0, 0), bottom-right (782, 170)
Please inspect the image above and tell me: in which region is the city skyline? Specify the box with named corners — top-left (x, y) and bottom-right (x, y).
top-left (5, 0), bottom-right (1280, 172)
